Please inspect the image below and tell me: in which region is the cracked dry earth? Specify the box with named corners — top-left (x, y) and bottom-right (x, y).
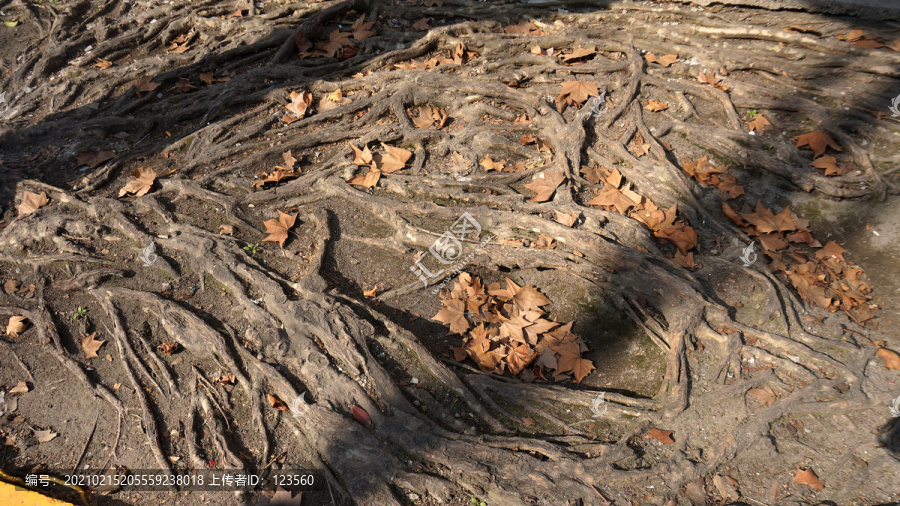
top-left (1, 0), bottom-right (900, 504)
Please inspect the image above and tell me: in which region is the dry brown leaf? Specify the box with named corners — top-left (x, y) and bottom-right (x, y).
top-left (747, 385), bottom-right (777, 405)
top-left (94, 58), bottom-right (113, 70)
top-left (644, 99), bottom-right (668, 112)
top-left (268, 394), bottom-right (289, 411)
top-left (698, 72), bottom-right (728, 91)
top-left (793, 131), bottom-right (842, 158)
top-left (363, 286), bottom-right (377, 298)
top-left (531, 234), bottom-right (556, 249)
top-left (284, 91), bottom-right (314, 120)
top-left (644, 53), bottom-right (679, 67)
top-left (6, 316), bottom-right (27, 337)
top-left (118, 167), bottom-right (158, 197)
top-left (877, 347), bottom-right (900, 370)
top-left (673, 250), bottom-right (697, 268)
top-left (348, 168), bottom-right (381, 188)
top-left (587, 186), bottom-right (638, 214)
top-left (374, 144), bottom-right (413, 173)
top-left (351, 14), bottom-right (376, 40)
top-left (3, 280), bottom-right (19, 294)
top-left (480, 156), bottom-right (505, 172)
top-left (557, 80), bottom-right (600, 108)
top-left (226, 9), bottom-right (244, 17)
top-left (17, 191), bottom-right (49, 216)
top-left (157, 341), bottom-right (181, 356)
top-left (76, 148), bottom-right (116, 169)
top-left (747, 114), bottom-right (771, 133)
top-left (646, 428), bottom-right (675, 444)
top-left (213, 374), bottom-right (236, 385)
top-left (793, 467), bottom-right (825, 490)
top-left (262, 210), bottom-right (298, 248)
top-left (352, 406), bottom-right (372, 425)
top-left (9, 381), bottom-right (29, 394)
top-left (810, 155), bottom-right (845, 176)
top-left (554, 210), bottom-right (579, 227)
top-left (81, 332), bottom-right (106, 359)
top-left (34, 429), bottom-right (58, 443)
top-left (133, 75), bottom-right (159, 93)
top-left (219, 224), bottom-right (234, 235)
top-left (412, 17), bottom-right (430, 31)
top-left (524, 170), bottom-right (565, 203)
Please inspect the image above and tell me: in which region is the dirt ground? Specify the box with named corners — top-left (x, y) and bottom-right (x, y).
top-left (1, 0), bottom-right (900, 505)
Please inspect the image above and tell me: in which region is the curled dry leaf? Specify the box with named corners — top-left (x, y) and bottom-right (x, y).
top-left (283, 91), bottom-right (314, 123)
top-left (118, 167), bottom-right (158, 197)
top-left (876, 347), bottom-right (900, 370)
top-left (9, 381), bottom-right (29, 394)
top-left (363, 286), bottom-right (377, 298)
top-left (219, 224), bottom-right (234, 235)
top-left (793, 467), bottom-right (825, 490)
top-left (6, 316), bottom-right (27, 337)
top-left (82, 333), bottom-right (106, 359)
top-left (524, 169), bottom-right (566, 203)
top-left (262, 210), bottom-right (298, 248)
top-left (214, 374), bottom-right (236, 385)
top-left (747, 114), bottom-right (771, 133)
top-left (268, 394), bottom-right (289, 411)
top-left (646, 428), bottom-right (675, 444)
top-left (352, 406), bottom-right (371, 425)
top-left (644, 53), bottom-right (678, 67)
top-left (157, 341), bottom-right (181, 356)
top-left (17, 191), bottom-right (49, 216)
top-left (644, 99), bottom-right (668, 111)
top-left (554, 210), bottom-right (579, 227)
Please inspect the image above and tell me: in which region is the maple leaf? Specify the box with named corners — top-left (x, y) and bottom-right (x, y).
top-left (434, 299), bottom-right (469, 334)
top-left (285, 91), bottom-right (314, 119)
top-left (747, 385), bottom-right (777, 405)
top-left (524, 170), bottom-right (565, 203)
top-left (815, 240), bottom-right (846, 262)
top-left (673, 250), bottom-right (697, 268)
top-left (554, 210), bottom-right (579, 227)
top-left (876, 347), bottom-right (900, 370)
top-left (34, 429), bottom-right (58, 443)
top-left (262, 210), bottom-right (298, 248)
top-left (75, 148), bottom-right (116, 169)
top-left (157, 342), bottom-right (181, 356)
top-left (118, 167), bottom-right (158, 197)
top-left (6, 316), bottom-right (27, 337)
top-left (9, 381), bottom-right (29, 394)
top-left (133, 75), bottom-right (159, 93)
top-left (350, 144), bottom-right (374, 166)
top-left (560, 46), bottom-right (596, 64)
top-left (747, 114), bottom-right (771, 133)
top-left (644, 99), bottom-right (668, 112)
top-left (793, 130), bottom-right (842, 158)
top-left (81, 332), bottom-right (105, 359)
top-left (513, 286), bottom-right (551, 312)
top-left (17, 191), bottom-right (49, 216)
top-left (348, 168), bottom-right (381, 188)
top-left (715, 175), bottom-right (744, 199)
top-left (644, 53), bottom-right (678, 67)
top-left (268, 394), bottom-right (289, 411)
top-left (810, 155), bottom-right (845, 176)
top-left (94, 58), bottom-right (113, 70)
top-left (351, 14), bottom-right (376, 40)
top-left (587, 186), bottom-right (638, 214)
top-left (646, 428), bottom-right (674, 444)
top-left (412, 18), bottom-right (430, 31)
top-left (507, 344), bottom-right (537, 375)
top-left (374, 144), bottom-right (413, 173)
top-left (480, 156), bottom-right (505, 172)
top-left (226, 8), bottom-right (244, 17)
top-left (557, 80), bottom-right (600, 107)
top-left (793, 468), bottom-right (825, 490)
top-left (571, 358), bottom-right (595, 383)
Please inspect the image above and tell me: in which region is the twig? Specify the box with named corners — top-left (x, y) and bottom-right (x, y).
top-left (72, 412), bottom-right (100, 470)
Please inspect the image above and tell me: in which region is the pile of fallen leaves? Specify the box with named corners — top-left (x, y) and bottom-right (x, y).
top-left (346, 142), bottom-right (413, 188)
top-left (583, 165), bottom-right (699, 266)
top-left (433, 273), bottom-right (595, 383)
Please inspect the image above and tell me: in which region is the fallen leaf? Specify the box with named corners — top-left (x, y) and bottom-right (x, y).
top-left (587, 186), bottom-right (638, 214)
top-left (82, 332), bottom-right (106, 359)
top-left (226, 9), bottom-right (244, 17)
top-left (571, 358), bottom-right (595, 383)
top-left (348, 168), bottom-right (381, 188)
top-left (747, 385), bottom-right (777, 405)
top-left (531, 234), bottom-right (556, 249)
top-left (673, 250), bottom-right (697, 268)
top-left (214, 374), bottom-right (235, 385)
top-left (644, 99), bottom-right (668, 112)
top-left (9, 381), bottom-right (29, 394)
top-left (157, 341), bottom-right (181, 356)
top-left (133, 76), bottom-right (159, 93)
top-left (262, 210), bottom-right (298, 248)
top-left (352, 406), bottom-right (372, 425)
top-left (219, 224), bottom-right (234, 235)
top-left (524, 170), bottom-right (565, 203)
top-left (747, 115), bottom-right (771, 133)
top-left (374, 144), bottom-right (413, 173)
top-left (646, 428), bottom-right (674, 444)
top-left (557, 80), bottom-right (600, 107)
top-left (794, 131), bottom-right (842, 158)
top-left (284, 91), bottom-right (314, 120)
top-left (3, 280), bottom-right (19, 294)
top-left (877, 348), bottom-right (900, 370)
top-left (559, 46), bottom-right (596, 64)
top-left (351, 14), bottom-right (376, 40)
top-left (112, 382), bottom-right (121, 390)
top-left (118, 167), bottom-right (158, 197)
top-left (6, 316), bottom-right (27, 337)
top-left (522, 417), bottom-right (536, 427)
top-left (698, 72), bottom-right (728, 91)
top-left (480, 156), bottom-right (505, 172)
top-left (34, 429), bottom-right (58, 443)
top-left (17, 191), bottom-right (49, 216)
top-left (433, 299), bottom-right (469, 335)
top-left (76, 148), bottom-right (116, 169)
top-left (363, 287), bottom-right (377, 298)
top-left (644, 53), bottom-right (678, 67)
top-left (810, 155), bottom-right (845, 176)
top-left (268, 394), bottom-right (289, 411)
top-left (94, 58), bottom-right (113, 70)
top-left (793, 467), bottom-right (825, 490)
top-left (554, 210), bottom-right (579, 227)
top-left (412, 18), bottom-right (430, 31)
